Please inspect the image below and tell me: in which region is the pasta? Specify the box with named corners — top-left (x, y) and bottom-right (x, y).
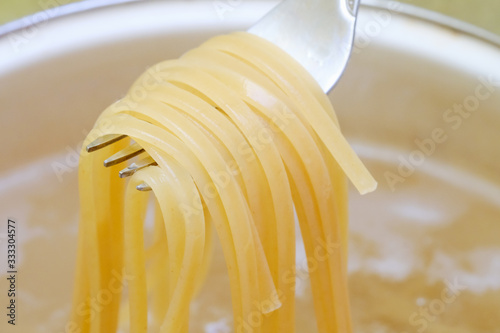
top-left (70, 31), bottom-right (376, 333)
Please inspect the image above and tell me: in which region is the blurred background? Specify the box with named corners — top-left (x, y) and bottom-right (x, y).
top-left (1, 0), bottom-right (500, 35)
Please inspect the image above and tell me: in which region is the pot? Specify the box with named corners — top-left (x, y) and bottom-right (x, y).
top-left (0, 1), bottom-right (499, 331)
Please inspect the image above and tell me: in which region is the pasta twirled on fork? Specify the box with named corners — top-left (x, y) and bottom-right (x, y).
top-left (71, 32), bottom-right (376, 333)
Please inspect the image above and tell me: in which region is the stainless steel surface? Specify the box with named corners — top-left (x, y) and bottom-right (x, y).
top-left (0, 0), bottom-right (140, 36)
top-left (102, 142), bottom-right (144, 167)
top-left (119, 156), bottom-right (157, 178)
top-left (86, 133), bottom-right (126, 152)
top-left (249, 0), bottom-right (360, 92)
top-left (136, 182), bottom-right (153, 191)
top-left (362, 0), bottom-right (500, 47)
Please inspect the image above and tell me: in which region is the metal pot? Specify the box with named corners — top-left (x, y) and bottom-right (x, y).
top-left (0, 1), bottom-right (499, 331)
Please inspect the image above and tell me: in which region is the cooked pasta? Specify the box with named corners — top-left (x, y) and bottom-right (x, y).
top-left (70, 31), bottom-right (376, 333)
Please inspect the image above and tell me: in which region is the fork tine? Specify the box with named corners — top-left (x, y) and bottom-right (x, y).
top-left (119, 156), bottom-right (158, 178)
top-left (86, 134), bottom-right (127, 152)
top-left (136, 182), bottom-right (152, 191)
top-left (103, 143), bottom-right (145, 167)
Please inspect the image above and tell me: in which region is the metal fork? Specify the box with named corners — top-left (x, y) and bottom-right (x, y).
top-left (86, 0), bottom-right (361, 190)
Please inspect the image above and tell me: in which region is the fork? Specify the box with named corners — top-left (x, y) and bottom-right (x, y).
top-left (85, 0), bottom-right (361, 190)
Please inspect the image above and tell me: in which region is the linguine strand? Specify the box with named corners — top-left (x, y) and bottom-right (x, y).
top-left (71, 31), bottom-right (376, 333)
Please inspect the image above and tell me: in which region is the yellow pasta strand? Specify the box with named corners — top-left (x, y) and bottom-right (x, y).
top-left (71, 31), bottom-right (376, 333)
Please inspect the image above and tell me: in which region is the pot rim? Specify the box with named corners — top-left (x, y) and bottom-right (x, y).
top-left (0, 0), bottom-right (499, 48)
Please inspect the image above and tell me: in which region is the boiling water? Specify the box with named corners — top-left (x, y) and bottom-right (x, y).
top-left (1, 145), bottom-right (499, 333)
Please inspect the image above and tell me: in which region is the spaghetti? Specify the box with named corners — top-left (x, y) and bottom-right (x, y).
top-left (71, 31), bottom-right (376, 333)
